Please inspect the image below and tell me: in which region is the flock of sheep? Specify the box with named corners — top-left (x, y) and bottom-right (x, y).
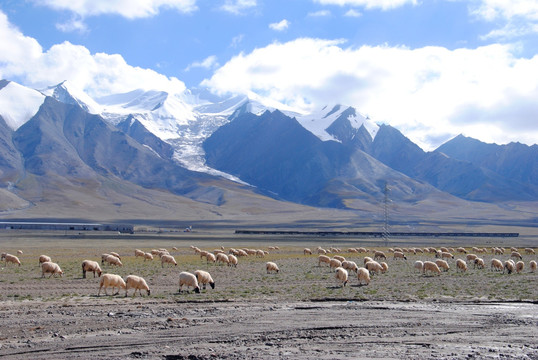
top-left (1, 243), bottom-right (536, 298)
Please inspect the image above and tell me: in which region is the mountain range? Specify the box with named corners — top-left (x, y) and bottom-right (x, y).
top-left (0, 79), bottom-right (536, 225)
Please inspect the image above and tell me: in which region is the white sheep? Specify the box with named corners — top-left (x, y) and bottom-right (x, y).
top-left (194, 270), bottom-right (215, 290)
top-left (357, 267), bottom-right (370, 286)
top-left (125, 275), bottom-right (150, 296)
top-left (160, 254), bottom-right (177, 268)
top-left (255, 249), bottom-right (266, 258)
top-left (373, 251), bottom-right (386, 260)
top-left (333, 255), bottom-right (346, 263)
top-left (365, 260), bottom-right (383, 275)
top-left (228, 254), bottom-right (238, 267)
top-left (17, 250), bottom-right (23, 255)
top-left (335, 267), bottom-right (348, 287)
top-left (206, 253), bottom-right (216, 263)
top-left (318, 255), bottom-right (331, 267)
top-left (38, 255), bottom-right (51, 266)
top-left (1, 253), bottom-right (21, 266)
top-left (341, 260), bottom-right (358, 273)
top-left (524, 248), bottom-right (535, 255)
top-left (101, 253), bottom-right (110, 264)
top-left (490, 258), bottom-right (503, 271)
top-left (109, 251), bottom-right (121, 260)
top-left (441, 252), bottom-right (454, 260)
top-left (380, 262), bottom-right (388, 273)
top-left (511, 251), bottom-right (523, 260)
top-left (414, 260), bottom-right (424, 272)
top-left (422, 261), bottom-right (441, 275)
top-left (393, 251), bottom-right (407, 260)
top-left (134, 249), bottom-right (145, 258)
top-left (329, 258), bottom-right (342, 270)
top-left (104, 254), bottom-right (123, 267)
top-left (41, 261), bottom-right (63, 278)
top-left (178, 272), bottom-right (200, 293)
top-left (456, 259), bottom-right (467, 272)
top-left (82, 260), bottom-right (102, 278)
top-left (303, 248), bottom-right (312, 255)
top-left (456, 247), bottom-right (467, 254)
top-left (504, 260), bottom-right (515, 274)
top-left (530, 260), bottom-right (537, 273)
top-left (144, 252), bottom-right (154, 261)
top-left (515, 261), bottom-right (524, 274)
top-left (435, 259), bottom-right (450, 272)
top-left (266, 262), bottom-right (280, 274)
top-left (473, 258), bottom-right (485, 270)
top-left (363, 256), bottom-right (374, 265)
top-left (216, 253), bottom-right (230, 265)
top-left (98, 274), bottom-right (126, 296)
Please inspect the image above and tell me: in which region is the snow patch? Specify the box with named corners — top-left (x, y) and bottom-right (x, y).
top-left (0, 82), bottom-right (45, 130)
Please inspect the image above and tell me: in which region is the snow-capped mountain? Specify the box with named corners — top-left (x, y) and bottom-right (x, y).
top-left (0, 80), bottom-right (45, 131)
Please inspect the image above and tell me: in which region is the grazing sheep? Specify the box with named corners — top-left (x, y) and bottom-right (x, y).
top-left (515, 261), bottom-right (524, 274)
top-left (172, 247), bottom-right (178, 251)
top-left (318, 255), bottom-right (331, 267)
top-left (134, 249), bottom-right (145, 258)
top-left (101, 253), bottom-right (110, 264)
top-left (341, 260), bottom-right (358, 273)
top-left (144, 252), bottom-right (154, 261)
top-left (199, 250), bottom-right (209, 260)
top-left (228, 254), bottom-right (238, 267)
top-left (347, 248), bottom-right (358, 254)
top-left (374, 251), bottom-right (386, 260)
top-left (38, 255), bottom-right (52, 266)
top-left (333, 255), bottom-right (346, 263)
top-left (380, 262), bottom-right (389, 273)
top-left (511, 251), bottom-right (523, 260)
top-left (82, 260), bottom-right (102, 278)
top-left (17, 250), bottom-right (23, 255)
top-left (266, 262), bottom-right (280, 274)
top-left (236, 249), bottom-right (248, 257)
top-left (474, 258), bottom-right (485, 270)
top-left (504, 260), bottom-right (515, 274)
top-left (255, 250), bottom-right (266, 258)
top-left (125, 275), bottom-right (150, 296)
top-left (216, 253), bottom-right (230, 265)
top-left (206, 253), bottom-right (216, 263)
top-left (329, 258), bottom-right (342, 270)
top-left (41, 261), bottom-right (63, 278)
top-left (466, 254), bottom-right (478, 262)
top-left (357, 247), bottom-right (367, 253)
top-left (491, 258), bottom-right (503, 272)
top-left (435, 259), bottom-right (450, 272)
top-left (304, 248), bottom-right (312, 255)
top-left (393, 251), bottom-right (407, 260)
top-left (357, 267), bottom-right (370, 286)
top-left (335, 267), bottom-right (348, 287)
top-left (440, 247), bottom-right (449, 253)
top-left (414, 260), bottom-right (424, 272)
top-left (1, 253), bottom-right (21, 266)
top-left (365, 260), bottom-right (383, 275)
top-left (422, 261), bottom-right (441, 275)
top-left (160, 254), bottom-right (177, 268)
top-left (98, 274), bottom-right (126, 296)
top-left (104, 255), bottom-right (123, 267)
top-left (456, 247), bottom-right (467, 254)
top-left (317, 248), bottom-right (327, 255)
top-left (194, 270), bottom-right (215, 290)
top-left (530, 260), bottom-right (537, 273)
top-left (178, 272), bottom-right (200, 293)
top-left (363, 256), bottom-right (374, 265)
top-left (441, 252), bottom-right (454, 260)
top-left (524, 248), bottom-right (535, 255)
top-left (510, 247), bottom-right (518, 252)
top-left (456, 259), bottom-right (467, 272)
top-left (109, 251), bottom-right (121, 260)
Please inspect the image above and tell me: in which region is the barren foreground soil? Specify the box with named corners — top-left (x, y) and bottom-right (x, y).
top-left (0, 232), bottom-right (537, 359)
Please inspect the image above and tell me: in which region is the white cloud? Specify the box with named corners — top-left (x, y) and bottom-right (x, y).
top-left (203, 38), bottom-right (538, 149)
top-left (0, 11), bottom-right (186, 98)
top-left (230, 34), bottom-right (245, 48)
top-left (185, 55), bottom-right (219, 71)
top-left (55, 16), bottom-right (88, 33)
top-left (344, 9), bottom-right (362, 17)
top-left (269, 19), bottom-right (290, 31)
top-left (35, 0), bottom-right (198, 19)
top-left (313, 0), bottom-right (417, 11)
top-left (220, 0), bottom-right (257, 15)
top-left (308, 10), bottom-right (332, 17)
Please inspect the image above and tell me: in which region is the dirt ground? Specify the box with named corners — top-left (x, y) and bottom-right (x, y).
top-left (0, 232), bottom-right (537, 359)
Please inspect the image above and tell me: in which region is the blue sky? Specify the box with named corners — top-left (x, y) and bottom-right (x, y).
top-left (1, 0), bottom-right (538, 149)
